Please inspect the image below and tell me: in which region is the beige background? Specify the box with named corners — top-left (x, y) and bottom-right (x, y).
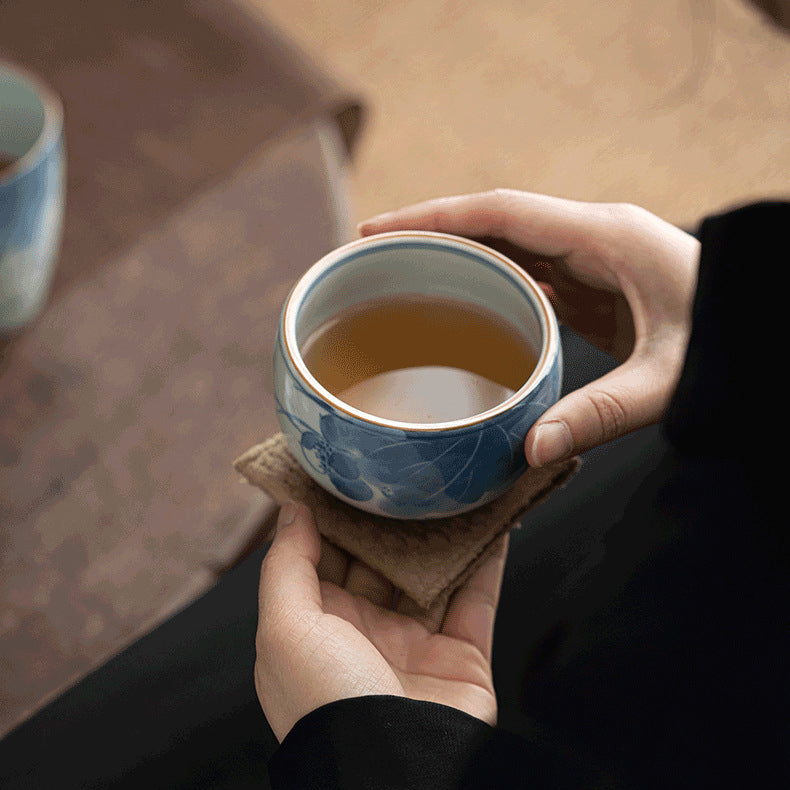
top-left (248, 0), bottom-right (788, 229)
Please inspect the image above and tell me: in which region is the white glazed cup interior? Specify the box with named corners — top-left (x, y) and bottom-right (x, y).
top-left (283, 231), bottom-right (560, 432)
top-left (0, 62), bottom-right (63, 184)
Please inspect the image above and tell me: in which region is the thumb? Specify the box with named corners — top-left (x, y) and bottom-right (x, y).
top-left (258, 501), bottom-right (323, 617)
top-left (525, 360), bottom-right (675, 465)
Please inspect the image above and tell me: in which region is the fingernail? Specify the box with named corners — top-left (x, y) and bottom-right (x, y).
top-left (277, 500), bottom-right (298, 530)
top-left (531, 421), bottom-right (573, 466)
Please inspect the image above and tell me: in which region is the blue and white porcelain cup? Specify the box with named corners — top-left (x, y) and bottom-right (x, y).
top-left (274, 231), bottom-right (562, 519)
top-left (0, 61), bottom-right (66, 330)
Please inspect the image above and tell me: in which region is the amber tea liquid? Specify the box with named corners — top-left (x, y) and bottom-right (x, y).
top-left (300, 295), bottom-right (538, 423)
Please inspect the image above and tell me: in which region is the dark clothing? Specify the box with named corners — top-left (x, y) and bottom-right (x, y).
top-left (0, 203), bottom-right (786, 789)
top-left (269, 202), bottom-right (789, 789)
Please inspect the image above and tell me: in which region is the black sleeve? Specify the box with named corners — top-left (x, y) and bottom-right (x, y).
top-left (664, 199), bottom-right (789, 459)
top-left (268, 201), bottom-right (789, 790)
top-left (268, 695), bottom-right (593, 789)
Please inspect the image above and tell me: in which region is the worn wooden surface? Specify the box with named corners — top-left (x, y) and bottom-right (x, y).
top-left (0, 0), bottom-right (361, 738)
top-left (0, 0), bottom-right (362, 298)
top-left (261, 0), bottom-right (790, 228)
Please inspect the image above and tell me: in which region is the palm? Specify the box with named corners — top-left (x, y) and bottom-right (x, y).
top-left (319, 581), bottom-right (498, 724)
top-left (256, 504), bottom-right (508, 741)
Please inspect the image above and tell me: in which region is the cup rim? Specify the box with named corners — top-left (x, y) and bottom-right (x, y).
top-left (0, 60), bottom-right (63, 186)
top-left (282, 230), bottom-right (560, 433)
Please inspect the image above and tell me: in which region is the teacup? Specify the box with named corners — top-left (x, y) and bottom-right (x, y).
top-left (274, 230), bottom-right (562, 519)
top-left (0, 61), bottom-right (66, 330)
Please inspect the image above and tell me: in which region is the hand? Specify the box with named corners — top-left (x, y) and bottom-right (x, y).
top-left (255, 500), bottom-right (508, 742)
top-left (359, 190), bottom-right (701, 464)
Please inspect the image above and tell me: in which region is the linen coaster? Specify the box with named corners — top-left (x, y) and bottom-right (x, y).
top-left (234, 433), bottom-right (580, 620)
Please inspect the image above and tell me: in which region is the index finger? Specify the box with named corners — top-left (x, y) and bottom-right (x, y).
top-left (441, 533), bottom-right (510, 662)
top-left (357, 190), bottom-right (598, 258)
top-left (258, 501), bottom-right (323, 620)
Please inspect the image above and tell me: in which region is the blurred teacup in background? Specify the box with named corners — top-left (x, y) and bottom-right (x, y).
top-left (1, 60), bottom-right (65, 331)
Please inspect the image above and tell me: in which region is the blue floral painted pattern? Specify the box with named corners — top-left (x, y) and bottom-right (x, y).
top-left (275, 363), bottom-right (560, 518)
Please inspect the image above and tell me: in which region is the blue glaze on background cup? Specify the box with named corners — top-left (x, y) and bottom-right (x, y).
top-left (1, 61), bottom-right (65, 330)
top-left (274, 231), bottom-right (562, 519)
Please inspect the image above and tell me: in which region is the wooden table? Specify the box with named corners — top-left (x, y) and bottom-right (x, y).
top-left (0, 0), bottom-right (363, 738)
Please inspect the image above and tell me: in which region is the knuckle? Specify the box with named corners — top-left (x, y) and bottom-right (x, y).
top-left (598, 201), bottom-right (643, 225)
top-left (597, 202), bottom-right (659, 244)
top-left (589, 201), bottom-right (651, 265)
top-left (588, 389), bottom-right (630, 441)
top-left (427, 205), bottom-right (452, 229)
top-left (491, 187), bottom-right (520, 202)
top-left (490, 188), bottom-right (521, 216)
top-left (483, 188), bottom-right (522, 236)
